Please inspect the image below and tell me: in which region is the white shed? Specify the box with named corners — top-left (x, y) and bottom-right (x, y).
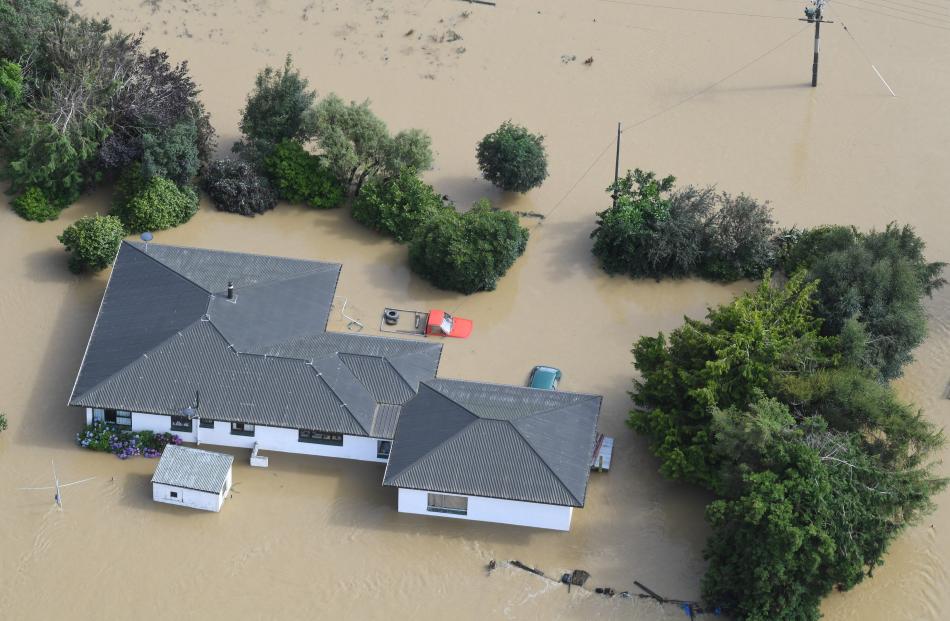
top-left (151, 445), bottom-right (233, 512)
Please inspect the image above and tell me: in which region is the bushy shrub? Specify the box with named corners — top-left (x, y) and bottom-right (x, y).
top-left (352, 168), bottom-right (447, 242)
top-left (409, 200), bottom-right (529, 294)
top-left (264, 140), bottom-right (344, 209)
top-left (76, 422), bottom-right (182, 459)
top-left (57, 214), bottom-right (125, 273)
top-left (111, 167), bottom-right (199, 233)
top-left (780, 223), bottom-right (945, 380)
top-left (591, 169), bottom-right (676, 277)
top-left (203, 158), bottom-right (278, 216)
top-left (476, 121), bottom-right (549, 193)
top-left (699, 193), bottom-right (776, 281)
top-left (235, 54), bottom-right (316, 158)
top-left (590, 169), bottom-right (776, 281)
top-left (311, 93), bottom-right (433, 195)
top-left (140, 118), bottom-right (200, 186)
top-left (12, 187), bottom-right (59, 221)
top-left (0, 412), bottom-right (7, 433)
top-left (0, 59), bottom-right (23, 123)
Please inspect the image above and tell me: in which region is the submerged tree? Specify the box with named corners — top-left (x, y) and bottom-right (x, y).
top-left (780, 224), bottom-right (945, 380)
top-left (58, 214), bottom-right (125, 273)
top-left (476, 121), bottom-right (548, 193)
top-left (409, 200), bottom-right (528, 294)
top-left (235, 54), bottom-right (316, 159)
top-left (310, 93), bottom-right (433, 195)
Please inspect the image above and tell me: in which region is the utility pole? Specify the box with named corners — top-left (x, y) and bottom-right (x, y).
top-left (612, 122), bottom-right (621, 206)
top-left (801, 0), bottom-right (833, 87)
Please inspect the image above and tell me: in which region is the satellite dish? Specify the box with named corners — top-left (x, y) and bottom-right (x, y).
top-left (140, 232), bottom-right (153, 242)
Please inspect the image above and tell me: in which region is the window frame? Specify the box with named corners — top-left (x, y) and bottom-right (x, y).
top-left (426, 493), bottom-right (468, 516)
top-left (104, 408), bottom-right (132, 429)
top-left (198, 419), bottom-right (215, 429)
top-left (298, 429), bottom-right (344, 446)
top-left (230, 422), bottom-right (255, 437)
top-left (376, 440), bottom-right (392, 459)
top-left (170, 415), bottom-right (193, 432)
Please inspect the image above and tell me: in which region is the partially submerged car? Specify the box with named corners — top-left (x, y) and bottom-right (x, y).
top-left (528, 366), bottom-right (562, 390)
top-left (425, 310), bottom-right (473, 338)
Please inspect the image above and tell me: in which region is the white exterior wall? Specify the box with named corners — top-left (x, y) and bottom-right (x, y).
top-left (128, 412), bottom-right (387, 462)
top-left (152, 482), bottom-right (224, 512)
top-left (396, 488), bottom-right (574, 531)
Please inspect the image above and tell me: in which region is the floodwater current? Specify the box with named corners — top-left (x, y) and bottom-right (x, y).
top-left (1, 1), bottom-right (948, 619)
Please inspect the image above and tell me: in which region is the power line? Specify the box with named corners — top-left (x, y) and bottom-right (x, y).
top-left (833, 0), bottom-right (950, 29)
top-left (596, 0), bottom-right (803, 21)
top-left (849, 0), bottom-right (950, 21)
top-left (542, 25), bottom-right (810, 221)
top-left (838, 20), bottom-right (897, 95)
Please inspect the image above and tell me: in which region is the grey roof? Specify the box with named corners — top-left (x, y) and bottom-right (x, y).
top-left (151, 444), bottom-right (233, 493)
top-left (69, 242), bottom-right (442, 439)
top-left (382, 379), bottom-right (602, 507)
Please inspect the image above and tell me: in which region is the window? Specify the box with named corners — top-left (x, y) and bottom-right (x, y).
top-left (298, 429), bottom-right (343, 446)
top-left (377, 440), bottom-right (392, 459)
top-left (199, 419), bottom-right (215, 429)
top-left (170, 415), bottom-right (192, 432)
top-left (104, 409), bottom-right (132, 428)
top-left (427, 493), bottom-right (468, 515)
top-left (230, 422), bottom-right (255, 436)
top-left (170, 491), bottom-right (178, 499)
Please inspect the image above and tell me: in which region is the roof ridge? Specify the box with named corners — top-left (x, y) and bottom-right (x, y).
top-left (505, 419), bottom-right (582, 506)
top-left (309, 363), bottom-right (373, 436)
top-left (382, 384), bottom-right (478, 482)
top-left (513, 394), bottom-right (602, 421)
top-left (124, 241), bottom-right (214, 294)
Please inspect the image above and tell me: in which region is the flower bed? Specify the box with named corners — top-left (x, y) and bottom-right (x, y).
top-left (76, 423), bottom-right (183, 459)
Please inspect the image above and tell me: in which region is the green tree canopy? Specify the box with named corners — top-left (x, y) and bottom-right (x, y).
top-left (475, 121), bottom-right (549, 193)
top-left (352, 167), bottom-right (448, 243)
top-left (630, 272), bottom-right (828, 486)
top-left (780, 224), bottom-right (945, 379)
top-left (591, 170), bottom-right (775, 281)
top-left (311, 94), bottom-right (433, 195)
top-left (111, 167), bottom-right (198, 233)
top-left (263, 140), bottom-right (344, 209)
top-left (236, 54), bottom-right (316, 157)
top-left (58, 214), bottom-right (125, 273)
top-left (408, 200), bottom-right (528, 294)
top-left (140, 118), bottom-right (199, 186)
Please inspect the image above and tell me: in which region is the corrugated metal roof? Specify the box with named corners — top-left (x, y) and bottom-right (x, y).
top-left (382, 380), bottom-right (602, 507)
top-left (151, 445), bottom-right (233, 493)
top-left (69, 242), bottom-right (442, 439)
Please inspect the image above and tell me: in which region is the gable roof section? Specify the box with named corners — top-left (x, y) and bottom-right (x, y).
top-left (152, 444), bottom-right (233, 493)
top-left (69, 242), bottom-right (442, 438)
top-left (382, 379), bottom-right (602, 507)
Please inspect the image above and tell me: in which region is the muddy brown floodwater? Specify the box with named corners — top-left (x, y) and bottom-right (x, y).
top-left (1, 0), bottom-right (948, 619)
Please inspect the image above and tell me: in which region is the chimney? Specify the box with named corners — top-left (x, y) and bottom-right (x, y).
top-left (227, 281), bottom-right (234, 300)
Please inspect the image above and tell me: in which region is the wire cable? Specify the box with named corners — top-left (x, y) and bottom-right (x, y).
top-left (596, 0), bottom-right (803, 21)
top-left (542, 25), bottom-right (810, 222)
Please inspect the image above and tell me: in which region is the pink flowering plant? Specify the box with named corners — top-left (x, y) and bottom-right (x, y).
top-left (76, 422), bottom-right (183, 459)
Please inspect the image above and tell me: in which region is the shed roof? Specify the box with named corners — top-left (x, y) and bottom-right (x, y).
top-left (69, 242), bottom-right (442, 439)
top-left (152, 445), bottom-right (233, 493)
top-left (382, 379), bottom-right (602, 507)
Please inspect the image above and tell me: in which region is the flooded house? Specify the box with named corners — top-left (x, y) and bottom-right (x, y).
top-left (383, 379), bottom-right (602, 531)
top-left (68, 242), bottom-right (442, 463)
top-left (67, 242), bottom-right (602, 530)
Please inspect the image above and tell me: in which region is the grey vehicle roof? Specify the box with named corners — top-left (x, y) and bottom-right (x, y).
top-left (69, 242), bottom-right (442, 439)
top-left (151, 444), bottom-right (234, 493)
top-left (382, 379), bottom-right (602, 507)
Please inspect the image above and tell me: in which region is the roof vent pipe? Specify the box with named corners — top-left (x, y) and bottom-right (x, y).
top-left (227, 281), bottom-right (234, 300)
